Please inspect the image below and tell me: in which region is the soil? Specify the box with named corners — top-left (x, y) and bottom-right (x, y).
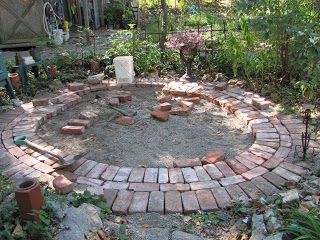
top-left (38, 88), bottom-right (253, 167)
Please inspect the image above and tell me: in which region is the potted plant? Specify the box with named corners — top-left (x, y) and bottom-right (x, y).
top-left (48, 65), bottom-right (57, 75)
top-left (8, 72), bottom-right (20, 89)
top-left (166, 32), bottom-right (204, 81)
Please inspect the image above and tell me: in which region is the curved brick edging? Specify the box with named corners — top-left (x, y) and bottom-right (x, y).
top-left (0, 79), bottom-right (314, 215)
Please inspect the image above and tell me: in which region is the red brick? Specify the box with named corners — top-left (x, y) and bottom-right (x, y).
top-left (90, 84), bottom-right (107, 92)
top-left (157, 94), bottom-right (172, 103)
top-left (150, 111), bottom-right (169, 122)
top-left (74, 160), bottom-right (96, 176)
top-left (152, 102), bottom-right (172, 111)
top-left (220, 175), bottom-right (246, 186)
top-left (165, 191), bottom-right (183, 213)
top-left (201, 151), bottom-right (225, 164)
top-left (203, 164), bottom-right (223, 180)
top-left (272, 167), bottom-right (301, 182)
top-left (8, 147), bottom-right (26, 158)
top-left (33, 162), bottom-right (54, 174)
top-left (68, 83), bottom-right (85, 91)
top-left (86, 163), bottom-right (108, 179)
top-left (117, 94), bottom-right (132, 102)
top-left (129, 192), bottom-right (149, 214)
top-left (76, 176), bottom-right (103, 186)
top-left (279, 162), bottom-right (308, 176)
top-left (242, 166), bottom-right (269, 180)
top-left (148, 191), bottom-right (164, 213)
top-left (112, 190), bottom-right (134, 214)
top-left (18, 155), bottom-right (39, 166)
top-left (128, 168), bottom-right (145, 182)
top-left (109, 97), bottom-right (120, 107)
top-left (235, 156), bottom-right (258, 169)
top-left (250, 144), bottom-right (276, 154)
top-left (186, 86), bottom-right (203, 97)
top-left (170, 107), bottom-right (191, 116)
top-left (144, 168), bottom-right (158, 183)
top-left (226, 159), bottom-right (249, 174)
top-left (181, 167), bottom-right (198, 183)
top-left (169, 168), bottom-right (184, 183)
top-left (263, 156), bottom-right (283, 169)
top-left (129, 183), bottom-right (159, 191)
top-left (103, 182), bottom-right (129, 190)
top-left (179, 100), bottom-right (194, 109)
top-left (101, 165), bottom-right (120, 181)
top-left (113, 167), bottom-right (132, 182)
top-left (211, 187), bottom-right (231, 208)
top-left (215, 161), bottom-right (236, 177)
top-left (262, 172), bottom-right (287, 187)
top-left (251, 176), bottom-right (280, 195)
top-left (115, 116), bottom-right (134, 126)
top-left (160, 183), bottom-right (190, 192)
top-left (173, 158), bottom-right (201, 168)
top-left (79, 111), bottom-right (98, 121)
top-left (225, 184), bottom-right (249, 202)
top-left (239, 181), bottom-right (265, 199)
top-left (61, 125), bottom-right (85, 135)
top-left (249, 149), bottom-right (273, 160)
top-left (67, 119), bottom-right (92, 128)
top-left (32, 98), bottom-right (49, 107)
top-left (63, 158), bottom-right (86, 172)
top-left (190, 180), bottom-right (220, 190)
top-left (184, 97), bottom-right (200, 104)
top-left (255, 141), bottom-right (279, 149)
top-left (86, 186), bottom-right (104, 197)
top-left (194, 166), bottom-right (211, 181)
top-left (170, 89), bottom-right (186, 96)
top-left (181, 191), bottom-right (200, 213)
top-left (158, 168), bottom-right (169, 183)
top-left (252, 98), bottom-right (271, 110)
top-left (196, 189), bottom-right (218, 211)
top-left (53, 175), bottom-right (74, 194)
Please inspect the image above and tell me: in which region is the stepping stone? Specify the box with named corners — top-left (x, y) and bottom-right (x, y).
top-left (61, 126), bottom-right (85, 135)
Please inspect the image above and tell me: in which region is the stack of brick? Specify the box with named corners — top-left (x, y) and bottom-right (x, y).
top-left (61, 110), bottom-right (98, 135)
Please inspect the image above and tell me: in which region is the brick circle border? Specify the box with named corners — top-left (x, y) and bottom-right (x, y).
top-left (0, 80), bottom-right (313, 215)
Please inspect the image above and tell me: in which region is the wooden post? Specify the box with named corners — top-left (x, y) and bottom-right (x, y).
top-left (100, 0), bottom-right (105, 28)
top-left (83, 0), bottom-right (89, 28)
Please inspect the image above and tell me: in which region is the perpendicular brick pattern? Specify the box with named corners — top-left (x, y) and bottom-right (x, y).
top-left (225, 184), bottom-right (249, 202)
top-left (181, 167), bottom-right (199, 183)
top-left (128, 192), bottom-right (149, 214)
top-left (113, 167), bottom-right (133, 182)
top-left (203, 164), bottom-right (223, 180)
top-left (190, 180), bottom-right (220, 191)
top-left (169, 168), bottom-right (184, 183)
top-left (196, 189), bottom-right (218, 211)
top-left (86, 163), bottom-right (108, 179)
top-left (251, 177), bottom-right (280, 195)
top-left (112, 190), bottom-right (134, 215)
top-left (165, 191), bottom-right (183, 214)
top-left (158, 168), bottom-right (169, 183)
top-left (144, 168), bottom-right (158, 183)
top-left (272, 167), bottom-right (302, 182)
top-left (101, 165), bottom-right (120, 181)
top-left (211, 187), bottom-right (231, 209)
top-left (128, 168), bottom-right (145, 182)
top-left (148, 191), bottom-right (164, 214)
top-left (181, 191), bottom-right (200, 213)
top-left (239, 181), bottom-right (265, 199)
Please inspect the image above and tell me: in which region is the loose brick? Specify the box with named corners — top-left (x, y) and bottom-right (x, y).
top-left (148, 191), bottom-right (164, 214)
top-left (179, 100), bottom-right (194, 109)
top-left (194, 166), bottom-right (211, 181)
top-left (181, 167), bottom-right (198, 183)
top-left (226, 159), bottom-right (249, 174)
top-left (170, 107), bottom-right (191, 116)
top-left (201, 151), bottom-right (225, 164)
top-left (103, 181), bottom-right (129, 190)
top-left (53, 175), bottom-right (74, 194)
top-left (150, 111), bottom-right (169, 122)
top-left (251, 176), bottom-right (280, 195)
top-left (190, 180), bottom-right (220, 190)
top-left (76, 176), bottom-right (103, 186)
top-left (68, 83), bottom-right (85, 91)
top-left (115, 116), bottom-right (134, 126)
top-left (32, 98), bottom-right (49, 107)
top-left (239, 181), bottom-right (265, 199)
top-left (262, 172), bottom-right (287, 187)
top-left (220, 175), bottom-right (246, 186)
top-left (158, 168), bottom-right (169, 183)
top-left (184, 97), bottom-right (200, 104)
top-left (225, 184), bottom-right (249, 202)
top-left (152, 102), bottom-right (172, 111)
top-left (112, 190), bottom-right (134, 214)
top-left (157, 94), bottom-right (172, 103)
top-left (203, 164), bottom-right (223, 180)
top-left (128, 168), bottom-right (145, 182)
top-left (169, 168), bottom-right (184, 183)
top-left (129, 192), bottom-right (149, 214)
top-left (86, 163), bottom-right (108, 179)
top-left (211, 187), bottom-right (231, 208)
top-left (129, 183), bottom-right (159, 191)
top-left (196, 189), bottom-right (218, 211)
top-left (67, 119), bottom-right (92, 128)
top-left (160, 183), bottom-right (190, 192)
top-left (101, 165), bottom-right (120, 181)
top-left (61, 125), bottom-right (85, 135)
top-left (109, 97), bottom-right (120, 107)
top-left (242, 166), bottom-right (269, 180)
top-left (74, 160), bottom-right (96, 176)
top-left (144, 168), bottom-right (158, 183)
top-left (173, 158), bottom-right (201, 168)
top-left (113, 167), bottom-right (132, 182)
top-left (104, 189), bottom-right (118, 208)
top-left (181, 191), bottom-right (200, 213)
top-left (79, 111), bottom-right (98, 121)
top-left (272, 167), bottom-right (301, 182)
top-left (117, 94), bottom-right (132, 102)
top-left (215, 161), bottom-right (236, 177)
top-left (165, 191), bottom-right (183, 213)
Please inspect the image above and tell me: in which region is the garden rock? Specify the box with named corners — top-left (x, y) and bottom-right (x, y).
top-left (215, 73), bottom-right (227, 82)
top-left (202, 74), bottom-right (213, 82)
top-left (150, 110), bottom-right (169, 122)
top-left (172, 230), bottom-right (203, 240)
top-left (280, 189), bottom-right (300, 204)
top-left (302, 177), bottom-right (320, 195)
top-left (266, 216), bottom-right (281, 233)
top-left (127, 226), bottom-right (170, 240)
top-left (103, 220), bottom-right (121, 236)
top-left (56, 203), bottom-right (103, 240)
top-left (249, 214), bottom-right (267, 240)
top-left (47, 200), bottom-right (68, 221)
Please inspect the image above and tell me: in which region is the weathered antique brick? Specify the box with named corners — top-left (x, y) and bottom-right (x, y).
top-left (242, 166), bottom-right (269, 180)
top-left (169, 168), bottom-right (184, 183)
top-left (220, 175), bottom-right (246, 186)
top-left (215, 161), bottom-right (236, 177)
top-left (194, 166), bottom-right (211, 181)
top-left (61, 125), bottom-right (85, 135)
top-left (101, 165), bottom-right (120, 181)
top-left (128, 168), bottom-right (145, 182)
top-left (251, 176), bottom-right (280, 195)
top-left (129, 183), bottom-right (159, 191)
top-left (181, 191), bottom-right (200, 213)
top-left (190, 180), bottom-right (220, 190)
top-left (181, 167), bottom-right (199, 183)
top-left (86, 163), bottom-right (108, 179)
top-left (173, 158), bottom-right (201, 168)
top-left (160, 183), bottom-right (190, 192)
top-left (129, 192), bottom-right (149, 214)
top-left (211, 187), bottom-right (231, 208)
top-left (196, 189), bottom-right (218, 211)
top-left (203, 164), bottom-right (223, 180)
top-left (165, 191), bottom-right (183, 213)
top-left (148, 191), bottom-right (164, 214)
top-left (113, 167), bottom-right (132, 182)
top-left (158, 168), bottom-right (169, 183)
top-left (112, 190), bottom-right (134, 214)
top-left (144, 168), bottom-right (158, 183)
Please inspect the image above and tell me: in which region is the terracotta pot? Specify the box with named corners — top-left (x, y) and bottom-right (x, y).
top-left (14, 178), bottom-right (44, 221)
top-left (48, 65), bottom-right (57, 75)
top-left (8, 73), bottom-right (20, 89)
top-left (90, 59), bottom-right (100, 71)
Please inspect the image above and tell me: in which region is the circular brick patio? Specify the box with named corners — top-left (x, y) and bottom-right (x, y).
top-left (0, 79), bottom-right (315, 215)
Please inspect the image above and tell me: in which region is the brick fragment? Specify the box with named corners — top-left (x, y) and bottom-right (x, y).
top-left (152, 102), bottom-right (172, 111)
top-left (179, 100), bottom-right (194, 109)
top-left (170, 107), bottom-right (191, 116)
top-left (67, 83), bottom-right (85, 91)
top-left (157, 94), bottom-right (172, 103)
top-left (150, 111), bottom-right (169, 122)
top-left (173, 158), bottom-right (201, 168)
top-left (79, 111), bottom-right (98, 121)
top-left (109, 97), bottom-right (120, 107)
top-left (117, 94), bottom-right (132, 102)
top-left (61, 125), bottom-right (85, 135)
top-left (53, 175), bottom-right (74, 194)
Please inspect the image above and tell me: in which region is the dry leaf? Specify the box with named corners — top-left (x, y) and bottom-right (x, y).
top-left (143, 224), bottom-right (150, 228)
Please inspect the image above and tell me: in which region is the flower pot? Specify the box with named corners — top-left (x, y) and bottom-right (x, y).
top-left (14, 178), bottom-right (44, 221)
top-left (8, 73), bottom-right (20, 89)
top-left (90, 60), bottom-right (100, 71)
top-left (48, 65), bottom-right (57, 75)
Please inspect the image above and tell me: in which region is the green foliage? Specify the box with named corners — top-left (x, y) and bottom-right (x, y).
top-left (283, 207), bottom-right (320, 240)
top-left (24, 210), bottom-right (52, 240)
top-left (185, 211), bottom-right (224, 233)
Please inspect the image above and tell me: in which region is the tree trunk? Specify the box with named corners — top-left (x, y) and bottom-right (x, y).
top-left (159, 0), bottom-right (168, 52)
